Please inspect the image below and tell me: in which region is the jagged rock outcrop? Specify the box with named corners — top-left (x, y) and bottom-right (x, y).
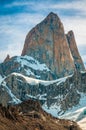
top-left (0, 55), bottom-right (55, 80)
top-left (0, 71), bottom-right (86, 114)
top-left (21, 12), bottom-right (85, 78)
top-left (4, 54), bottom-right (10, 62)
top-left (66, 31), bottom-right (85, 71)
top-left (0, 100), bottom-right (81, 130)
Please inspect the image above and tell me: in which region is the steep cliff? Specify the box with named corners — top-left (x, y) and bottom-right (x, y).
top-left (0, 71), bottom-right (86, 115)
top-left (21, 12), bottom-right (85, 78)
top-left (22, 12), bottom-right (76, 78)
top-left (66, 31), bottom-right (85, 71)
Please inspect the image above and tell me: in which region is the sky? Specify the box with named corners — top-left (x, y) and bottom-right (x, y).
top-left (0, 0), bottom-right (86, 66)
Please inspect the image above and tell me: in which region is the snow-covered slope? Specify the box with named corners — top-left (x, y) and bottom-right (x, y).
top-left (82, 55), bottom-right (86, 69)
top-left (0, 55), bottom-right (55, 80)
top-left (60, 106), bottom-right (86, 130)
top-left (0, 71), bottom-right (86, 109)
top-left (1, 81), bottom-right (21, 105)
top-left (78, 117), bottom-right (86, 130)
top-left (59, 105), bottom-right (86, 130)
top-left (10, 72), bottom-right (68, 86)
top-left (57, 92), bottom-right (86, 130)
top-left (85, 62), bottom-right (86, 68)
top-left (43, 95), bottom-right (85, 119)
top-left (16, 55), bottom-right (50, 71)
top-left (43, 90), bottom-right (86, 130)
top-left (0, 75), bottom-right (3, 84)
top-left (0, 72), bottom-right (70, 107)
top-left (59, 93), bottom-right (86, 120)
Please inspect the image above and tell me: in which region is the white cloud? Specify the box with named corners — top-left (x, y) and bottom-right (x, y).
top-left (4, 1), bottom-right (34, 8)
top-left (4, 0), bottom-right (86, 15)
top-left (21, 0), bottom-right (86, 16)
top-left (82, 55), bottom-right (86, 61)
top-left (0, 43), bottom-right (22, 62)
top-left (0, 13), bottom-right (44, 62)
top-left (61, 16), bottom-right (86, 67)
top-left (82, 55), bottom-right (86, 68)
top-left (34, 1), bottom-right (86, 11)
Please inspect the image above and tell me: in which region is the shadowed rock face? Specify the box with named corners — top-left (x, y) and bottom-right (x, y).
top-left (22, 12), bottom-right (76, 78)
top-left (66, 31), bottom-right (85, 71)
top-left (0, 71), bottom-right (86, 114)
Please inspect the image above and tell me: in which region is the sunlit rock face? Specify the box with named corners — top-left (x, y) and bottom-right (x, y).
top-left (22, 12), bottom-right (85, 78)
top-left (66, 30), bottom-right (85, 71)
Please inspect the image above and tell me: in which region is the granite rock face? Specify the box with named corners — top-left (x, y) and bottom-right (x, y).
top-left (66, 31), bottom-right (85, 71)
top-left (0, 71), bottom-right (86, 114)
top-left (22, 12), bottom-right (85, 78)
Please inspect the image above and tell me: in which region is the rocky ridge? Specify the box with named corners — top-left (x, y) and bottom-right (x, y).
top-left (0, 55), bottom-right (55, 80)
top-left (0, 71), bottom-right (86, 116)
top-left (4, 54), bottom-right (10, 63)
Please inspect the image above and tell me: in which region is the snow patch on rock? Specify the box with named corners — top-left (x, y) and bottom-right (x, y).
top-left (0, 75), bottom-right (3, 84)
top-left (1, 81), bottom-right (21, 104)
top-left (16, 55), bottom-right (50, 72)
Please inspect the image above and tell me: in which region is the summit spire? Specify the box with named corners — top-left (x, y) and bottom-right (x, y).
top-left (21, 12), bottom-right (85, 78)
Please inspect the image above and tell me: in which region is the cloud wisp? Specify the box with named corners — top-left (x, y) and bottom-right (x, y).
top-left (1, 0), bottom-right (86, 17)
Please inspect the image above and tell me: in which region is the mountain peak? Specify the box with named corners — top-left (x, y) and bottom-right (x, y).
top-left (47, 12), bottom-right (58, 17)
top-left (67, 30), bottom-right (74, 37)
top-left (21, 12), bottom-right (85, 78)
top-left (45, 12), bottom-right (60, 23)
top-left (66, 30), bottom-right (85, 70)
top-left (4, 54), bottom-right (10, 62)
